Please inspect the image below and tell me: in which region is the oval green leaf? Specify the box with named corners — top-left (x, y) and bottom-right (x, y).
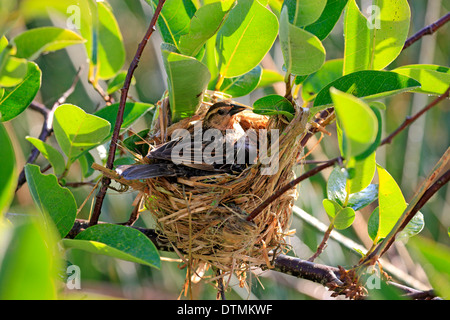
top-left (24, 164), bottom-right (77, 238)
top-left (301, 59), bottom-right (343, 102)
top-left (305, 0), bottom-right (349, 40)
top-left (179, 0), bottom-right (235, 57)
top-left (218, 65), bottom-right (262, 97)
top-left (252, 94), bottom-right (295, 120)
top-left (279, 7), bottom-right (325, 76)
top-left (216, 0), bottom-right (278, 77)
top-left (392, 64), bottom-right (450, 95)
top-left (375, 164), bottom-right (407, 241)
top-left (162, 49), bottom-right (211, 123)
top-left (283, 0), bottom-right (327, 27)
top-left (331, 88), bottom-right (378, 159)
top-left (0, 61), bottom-right (41, 122)
top-left (53, 104), bottom-right (111, 160)
top-left (11, 26), bottom-right (85, 60)
top-left (312, 70), bottom-right (421, 113)
top-left (70, 223), bottom-right (161, 269)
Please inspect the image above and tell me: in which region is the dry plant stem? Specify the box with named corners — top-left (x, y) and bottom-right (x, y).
top-left (403, 12), bottom-right (450, 50)
top-left (308, 224), bottom-right (334, 262)
top-left (16, 68), bottom-right (81, 190)
top-left (89, 0), bottom-right (166, 226)
top-left (380, 86), bottom-right (450, 146)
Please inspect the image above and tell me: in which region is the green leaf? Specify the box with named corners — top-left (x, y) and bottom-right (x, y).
top-left (106, 71), bottom-right (136, 95)
top-left (301, 59), bottom-right (343, 102)
top-left (216, 0), bottom-right (278, 77)
top-left (11, 26), bottom-right (85, 60)
top-left (77, 151), bottom-right (95, 178)
top-left (0, 61), bottom-right (41, 122)
top-left (279, 7), bottom-right (325, 76)
top-left (53, 104), bottom-right (111, 160)
top-left (179, 0), bottom-right (235, 57)
top-left (24, 164), bottom-right (77, 238)
top-left (0, 122), bottom-right (16, 215)
top-left (0, 56), bottom-right (28, 87)
top-left (323, 199), bottom-right (356, 230)
top-left (312, 70), bottom-right (421, 113)
top-left (218, 65), bottom-right (262, 97)
top-left (94, 102), bottom-right (154, 137)
top-left (252, 94), bottom-right (295, 120)
top-left (0, 219), bottom-right (61, 299)
top-left (68, 223), bottom-right (160, 268)
top-left (123, 129), bottom-right (150, 156)
top-left (392, 64), bottom-right (450, 95)
top-left (367, 206), bottom-right (380, 242)
top-left (343, 0), bottom-right (410, 74)
top-left (304, 0), bottom-right (349, 40)
top-left (374, 164), bottom-right (407, 242)
top-left (162, 49), bottom-right (211, 123)
top-left (396, 211), bottom-right (424, 241)
top-left (327, 166), bottom-right (348, 206)
top-left (331, 88), bottom-right (378, 159)
top-left (346, 183), bottom-right (378, 211)
top-left (283, 0), bottom-right (327, 27)
top-left (146, 0), bottom-right (196, 49)
top-left (95, 2), bottom-right (125, 79)
top-left (26, 137), bottom-right (66, 176)
top-left (346, 152), bottom-right (376, 194)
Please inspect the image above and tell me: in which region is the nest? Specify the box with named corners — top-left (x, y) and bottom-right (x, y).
top-left (95, 95), bottom-right (309, 285)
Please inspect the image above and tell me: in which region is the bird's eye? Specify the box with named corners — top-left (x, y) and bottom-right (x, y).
top-left (217, 109), bottom-right (226, 115)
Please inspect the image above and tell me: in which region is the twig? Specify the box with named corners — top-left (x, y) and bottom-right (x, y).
top-left (403, 12), bottom-right (450, 51)
top-left (89, 0), bottom-right (166, 226)
top-left (308, 224), bottom-right (334, 262)
top-left (380, 86), bottom-right (450, 146)
top-left (246, 157), bottom-right (341, 222)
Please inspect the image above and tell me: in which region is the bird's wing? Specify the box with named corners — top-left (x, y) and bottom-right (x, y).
top-left (117, 163), bottom-right (179, 180)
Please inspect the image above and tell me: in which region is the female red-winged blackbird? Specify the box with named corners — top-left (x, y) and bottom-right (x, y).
top-left (116, 101), bottom-right (257, 180)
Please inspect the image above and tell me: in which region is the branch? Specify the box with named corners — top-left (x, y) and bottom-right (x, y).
top-left (403, 12), bottom-right (450, 51)
top-left (380, 86), bottom-right (450, 146)
top-left (89, 0), bottom-right (166, 226)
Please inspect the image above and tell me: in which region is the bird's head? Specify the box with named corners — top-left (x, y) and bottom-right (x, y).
top-left (203, 101), bottom-right (249, 131)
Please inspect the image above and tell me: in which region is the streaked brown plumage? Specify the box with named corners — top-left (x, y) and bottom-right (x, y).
top-left (117, 101), bottom-right (256, 180)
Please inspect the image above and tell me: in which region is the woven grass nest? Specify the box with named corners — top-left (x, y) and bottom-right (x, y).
top-left (97, 94), bottom-right (309, 284)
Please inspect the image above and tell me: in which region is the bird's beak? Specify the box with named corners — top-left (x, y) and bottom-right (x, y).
top-left (229, 104), bottom-right (250, 116)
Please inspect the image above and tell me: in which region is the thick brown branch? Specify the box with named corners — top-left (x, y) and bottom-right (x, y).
top-left (89, 0), bottom-right (166, 226)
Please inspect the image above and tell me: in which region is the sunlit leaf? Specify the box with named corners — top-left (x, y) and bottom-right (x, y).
top-left (279, 7), bottom-right (325, 76)
top-left (53, 104), bottom-right (111, 160)
top-left (252, 94), bottom-right (295, 120)
top-left (11, 26), bottom-right (85, 60)
top-left (216, 0), bottom-right (278, 77)
top-left (0, 61), bottom-right (41, 121)
top-left (26, 137), bottom-right (66, 176)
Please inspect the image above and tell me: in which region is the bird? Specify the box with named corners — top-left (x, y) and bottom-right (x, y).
top-left (116, 101), bottom-right (257, 180)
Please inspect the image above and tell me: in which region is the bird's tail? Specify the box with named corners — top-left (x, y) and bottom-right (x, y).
top-left (116, 163), bottom-right (178, 180)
